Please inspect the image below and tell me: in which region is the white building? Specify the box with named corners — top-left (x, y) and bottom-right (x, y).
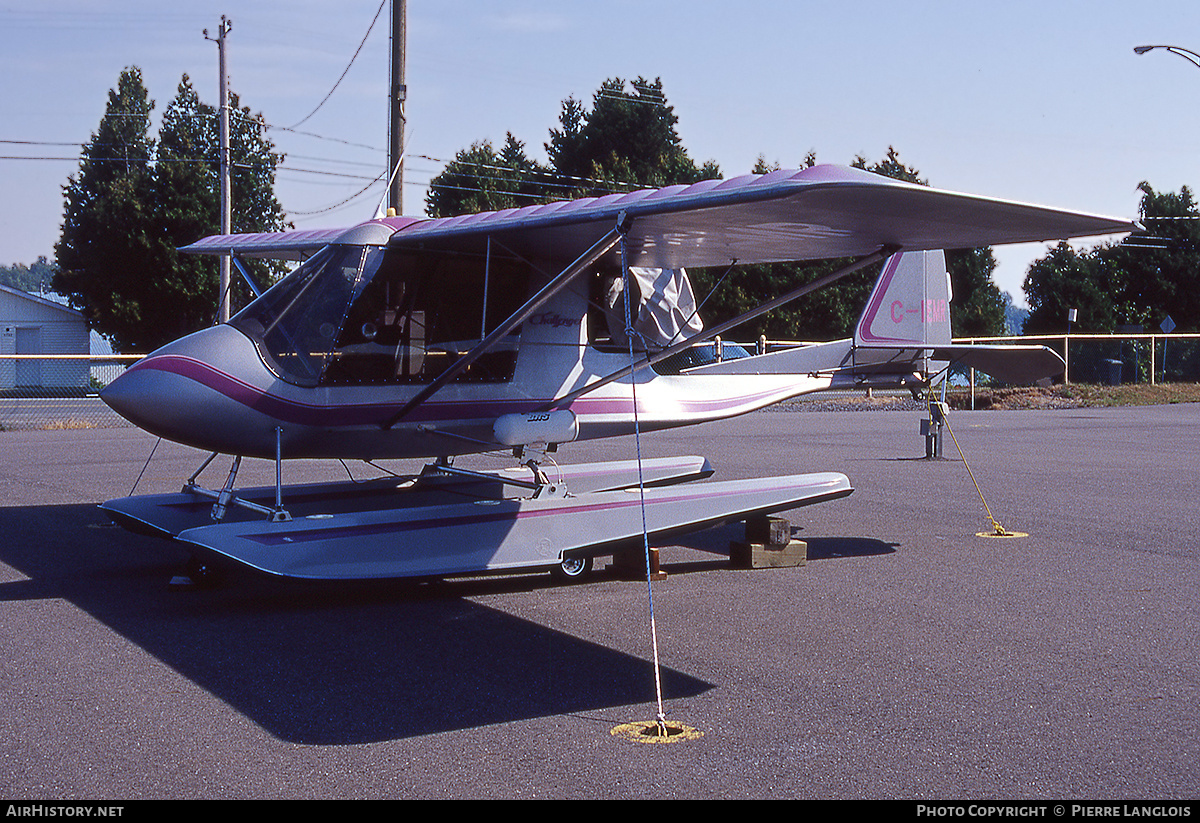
top-left (0, 285), bottom-right (89, 389)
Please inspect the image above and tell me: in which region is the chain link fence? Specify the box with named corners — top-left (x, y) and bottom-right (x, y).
top-left (0, 355), bottom-right (140, 430)
top-left (2, 335), bottom-right (1199, 430)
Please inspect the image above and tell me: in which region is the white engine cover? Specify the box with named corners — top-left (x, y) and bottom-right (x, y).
top-left (493, 410), bottom-right (579, 447)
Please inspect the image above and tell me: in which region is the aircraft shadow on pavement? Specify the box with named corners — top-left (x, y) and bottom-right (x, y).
top-left (802, 536), bottom-right (898, 559)
top-left (0, 503), bottom-right (712, 745)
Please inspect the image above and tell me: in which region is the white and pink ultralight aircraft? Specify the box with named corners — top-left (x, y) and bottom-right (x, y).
top-left (99, 165), bottom-right (1136, 585)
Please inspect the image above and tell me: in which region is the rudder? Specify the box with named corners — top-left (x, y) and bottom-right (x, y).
top-left (854, 250), bottom-right (951, 348)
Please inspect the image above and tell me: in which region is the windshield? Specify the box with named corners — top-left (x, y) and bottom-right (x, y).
top-left (230, 243), bottom-right (530, 387)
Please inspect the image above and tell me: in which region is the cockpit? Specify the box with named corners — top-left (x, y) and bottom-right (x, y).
top-left (229, 243), bottom-right (532, 387)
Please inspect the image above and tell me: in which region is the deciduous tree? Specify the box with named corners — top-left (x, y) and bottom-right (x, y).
top-left (945, 247), bottom-right (1006, 338)
top-left (426, 134), bottom-right (556, 217)
top-left (0, 257), bottom-right (57, 293)
top-left (1023, 181), bottom-right (1200, 335)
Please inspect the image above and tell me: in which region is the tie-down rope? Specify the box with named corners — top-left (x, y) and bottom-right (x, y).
top-left (619, 237), bottom-right (669, 737)
top-left (929, 392), bottom-right (1011, 537)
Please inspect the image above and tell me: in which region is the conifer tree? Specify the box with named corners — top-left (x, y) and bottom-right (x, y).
top-left (54, 67), bottom-right (160, 352)
top-left (546, 77), bottom-right (719, 194)
top-left (426, 81), bottom-right (1009, 342)
top-left (428, 77), bottom-right (720, 218)
top-left (53, 68), bottom-right (287, 352)
top-left (152, 75), bottom-right (223, 343)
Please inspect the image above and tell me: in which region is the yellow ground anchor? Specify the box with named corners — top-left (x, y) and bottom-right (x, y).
top-left (610, 719), bottom-right (704, 743)
top-left (939, 404), bottom-right (1028, 539)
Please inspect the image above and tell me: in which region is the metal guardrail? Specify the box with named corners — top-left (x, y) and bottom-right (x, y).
top-left (2, 335), bottom-right (1198, 430)
top-left (955, 332), bottom-right (1200, 385)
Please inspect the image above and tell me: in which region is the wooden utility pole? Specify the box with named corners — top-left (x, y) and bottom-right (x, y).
top-left (205, 16), bottom-right (233, 323)
top-left (388, 0), bottom-right (406, 215)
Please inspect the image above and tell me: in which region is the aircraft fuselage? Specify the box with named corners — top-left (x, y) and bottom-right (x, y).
top-left (101, 242), bottom-right (831, 460)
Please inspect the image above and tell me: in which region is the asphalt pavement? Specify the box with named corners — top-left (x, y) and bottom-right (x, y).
top-left (1, 404), bottom-right (1197, 799)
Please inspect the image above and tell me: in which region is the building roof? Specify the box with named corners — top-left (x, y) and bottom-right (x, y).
top-left (0, 284), bottom-right (86, 321)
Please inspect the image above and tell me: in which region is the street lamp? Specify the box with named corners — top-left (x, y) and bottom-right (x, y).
top-left (1134, 44), bottom-right (1200, 69)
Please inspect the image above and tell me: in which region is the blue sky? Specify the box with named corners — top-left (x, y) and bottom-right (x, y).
top-left (3, 1), bottom-right (1199, 307)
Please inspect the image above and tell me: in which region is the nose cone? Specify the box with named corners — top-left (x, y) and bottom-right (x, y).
top-left (100, 356), bottom-right (194, 434)
top-left (101, 325), bottom-right (275, 456)
top-left (99, 363), bottom-right (151, 424)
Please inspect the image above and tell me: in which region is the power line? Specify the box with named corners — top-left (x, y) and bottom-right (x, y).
top-left (288, 174), bottom-right (386, 216)
top-left (0, 139), bottom-right (84, 147)
top-left (276, 163), bottom-right (379, 181)
top-left (416, 153), bottom-right (645, 195)
top-left (265, 122), bottom-right (385, 154)
top-left (289, 0), bottom-right (387, 130)
top-left (7, 101), bottom-right (690, 220)
top-left (281, 152), bottom-right (383, 169)
top-left (0, 152), bottom-right (388, 187)
top-left (4, 127), bottom-right (689, 199)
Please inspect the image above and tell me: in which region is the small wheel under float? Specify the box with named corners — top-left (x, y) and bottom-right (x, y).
top-left (185, 554), bottom-right (223, 588)
top-left (551, 554), bottom-right (594, 583)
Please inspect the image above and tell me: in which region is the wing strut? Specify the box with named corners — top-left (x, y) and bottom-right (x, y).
top-left (230, 255), bottom-right (263, 298)
top-left (538, 245), bottom-right (900, 411)
top-left (381, 212), bottom-right (632, 429)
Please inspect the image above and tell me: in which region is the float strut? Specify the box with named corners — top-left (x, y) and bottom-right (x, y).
top-left (212, 456), bottom-right (241, 522)
top-left (271, 427), bottom-right (291, 521)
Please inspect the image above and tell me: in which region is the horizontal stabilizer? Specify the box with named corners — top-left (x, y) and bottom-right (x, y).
top-left (930, 344), bottom-right (1065, 385)
top-left (670, 339), bottom-right (1063, 386)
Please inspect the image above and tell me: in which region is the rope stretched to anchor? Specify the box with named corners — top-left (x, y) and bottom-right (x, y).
top-left (942, 411), bottom-right (1009, 537)
top-left (619, 238), bottom-right (669, 736)
top-left (129, 437), bottom-right (161, 496)
top-left (927, 389), bottom-right (1011, 537)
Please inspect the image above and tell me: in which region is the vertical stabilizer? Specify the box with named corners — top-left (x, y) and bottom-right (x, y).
top-left (854, 250), bottom-right (951, 348)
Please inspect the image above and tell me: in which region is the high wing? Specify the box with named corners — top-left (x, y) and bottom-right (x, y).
top-left (181, 164), bottom-right (1138, 265)
top-left (179, 219), bottom-right (421, 260)
top-left (384, 164), bottom-right (1139, 266)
